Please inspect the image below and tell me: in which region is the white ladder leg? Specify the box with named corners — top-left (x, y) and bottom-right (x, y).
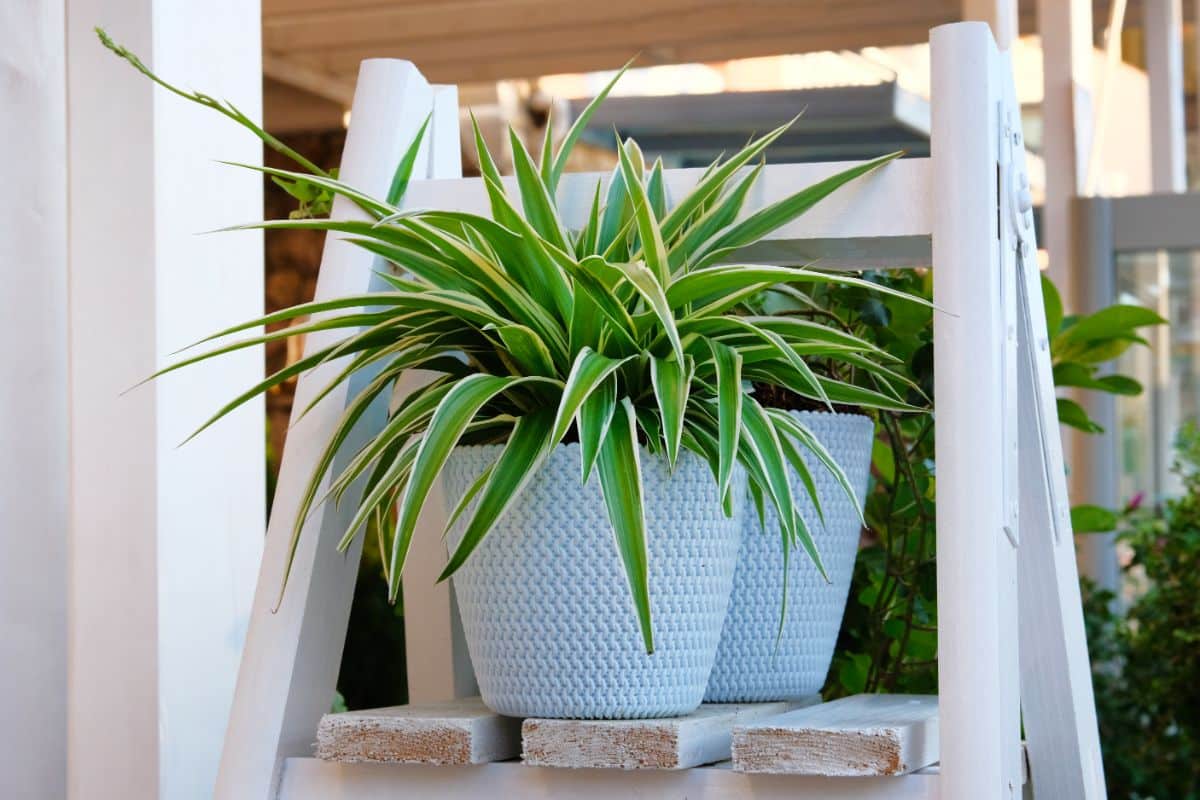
top-left (931, 21), bottom-right (1024, 800)
top-left (401, 84), bottom-right (480, 704)
top-left (215, 59), bottom-right (452, 800)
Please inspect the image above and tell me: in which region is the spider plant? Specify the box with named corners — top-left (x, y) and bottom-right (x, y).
top-left (108, 31), bottom-right (922, 653)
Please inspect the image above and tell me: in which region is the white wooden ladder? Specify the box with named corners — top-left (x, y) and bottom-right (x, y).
top-left (214, 22), bottom-right (1104, 800)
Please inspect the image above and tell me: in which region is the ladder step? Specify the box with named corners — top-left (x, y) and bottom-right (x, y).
top-left (522, 699), bottom-right (816, 770)
top-left (315, 697), bottom-right (520, 765)
top-left (732, 694), bottom-right (938, 776)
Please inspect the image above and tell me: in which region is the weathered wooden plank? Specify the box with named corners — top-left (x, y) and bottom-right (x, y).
top-left (279, 757), bottom-right (942, 800)
top-left (731, 695), bottom-right (938, 777)
top-left (316, 698), bottom-right (521, 766)
top-left (404, 158), bottom-right (933, 271)
top-left (522, 700), bottom-right (815, 770)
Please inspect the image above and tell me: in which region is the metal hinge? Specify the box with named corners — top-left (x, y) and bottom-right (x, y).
top-left (998, 107), bottom-right (1031, 548)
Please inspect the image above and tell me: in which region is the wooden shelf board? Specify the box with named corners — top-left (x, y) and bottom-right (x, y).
top-left (278, 757), bottom-right (940, 799)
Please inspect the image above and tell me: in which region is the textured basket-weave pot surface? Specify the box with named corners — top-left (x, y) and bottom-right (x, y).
top-left (705, 410), bottom-right (874, 702)
top-left (443, 443), bottom-right (744, 719)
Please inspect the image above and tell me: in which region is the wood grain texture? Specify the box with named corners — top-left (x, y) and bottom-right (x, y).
top-left (731, 695), bottom-right (938, 777)
top-left (522, 700), bottom-right (814, 770)
top-left (316, 699), bottom-right (521, 765)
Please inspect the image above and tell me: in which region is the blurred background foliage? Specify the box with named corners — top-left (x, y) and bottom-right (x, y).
top-left (1083, 423), bottom-right (1200, 800)
top-left (812, 270), bottom-right (1164, 699)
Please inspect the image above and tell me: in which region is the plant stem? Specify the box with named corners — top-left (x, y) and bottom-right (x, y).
top-left (95, 27), bottom-right (328, 177)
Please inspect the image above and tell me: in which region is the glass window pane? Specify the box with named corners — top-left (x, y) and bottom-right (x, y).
top-left (1115, 249), bottom-right (1200, 502)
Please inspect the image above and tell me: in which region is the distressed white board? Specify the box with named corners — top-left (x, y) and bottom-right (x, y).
top-left (404, 159), bottom-right (933, 271)
top-left (316, 698), bottom-right (520, 765)
top-left (731, 695), bottom-right (938, 777)
top-left (522, 700), bottom-right (813, 770)
top-left (1005, 28), bottom-right (1108, 798)
top-left (279, 757), bottom-right (940, 800)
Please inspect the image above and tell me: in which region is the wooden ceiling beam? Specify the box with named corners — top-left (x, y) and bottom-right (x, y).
top-left (262, 53), bottom-right (355, 107)
top-left (263, 79), bottom-right (345, 133)
top-left (263, 0), bottom-right (729, 51)
top-left (285, 18), bottom-right (947, 84)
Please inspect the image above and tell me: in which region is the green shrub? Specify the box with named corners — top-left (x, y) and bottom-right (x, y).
top-left (823, 271), bottom-right (1164, 697)
top-left (1083, 422), bottom-right (1200, 800)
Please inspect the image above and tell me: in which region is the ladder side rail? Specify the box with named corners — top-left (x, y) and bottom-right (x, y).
top-left (930, 22), bottom-right (1024, 799)
top-left (215, 60), bottom-right (440, 800)
top-left (1014, 96), bottom-right (1110, 800)
top-left (400, 84), bottom-right (479, 703)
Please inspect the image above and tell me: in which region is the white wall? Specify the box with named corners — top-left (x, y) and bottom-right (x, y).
top-left (1, 8), bottom-right (265, 794)
top-left (65, 1), bottom-right (264, 798)
top-left (151, 5), bottom-right (267, 797)
top-left (0, 2), bottom-right (69, 798)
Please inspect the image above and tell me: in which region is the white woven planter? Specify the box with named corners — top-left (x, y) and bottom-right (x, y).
top-left (705, 410), bottom-right (874, 702)
top-left (443, 443), bottom-right (745, 719)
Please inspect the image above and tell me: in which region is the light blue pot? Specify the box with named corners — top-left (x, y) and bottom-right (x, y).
top-left (705, 410), bottom-right (874, 702)
top-left (443, 444), bottom-right (744, 719)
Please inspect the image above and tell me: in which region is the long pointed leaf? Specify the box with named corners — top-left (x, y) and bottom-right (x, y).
top-left (650, 354), bottom-right (692, 467)
top-left (617, 140), bottom-right (670, 286)
top-left (700, 152), bottom-right (902, 260)
top-left (596, 398), bottom-right (654, 653)
top-left (387, 374), bottom-right (560, 599)
top-left (707, 340), bottom-right (743, 497)
top-left (439, 408), bottom-right (556, 580)
top-left (549, 61), bottom-right (632, 191)
top-left (386, 113), bottom-right (431, 204)
top-left (551, 348), bottom-right (634, 444)
top-left (578, 373), bottom-right (617, 482)
top-left (508, 126), bottom-right (572, 251)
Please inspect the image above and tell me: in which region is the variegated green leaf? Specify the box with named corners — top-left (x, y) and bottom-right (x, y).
top-left (617, 140), bottom-right (670, 285)
top-left (440, 408), bottom-right (556, 580)
top-left (650, 354), bottom-right (692, 467)
top-left (596, 398), bottom-right (654, 653)
top-left (551, 348), bottom-right (634, 444)
top-left (386, 374), bottom-right (561, 600)
top-left (707, 340), bottom-right (743, 497)
top-left (548, 60), bottom-right (632, 191)
top-left (578, 373), bottom-right (617, 482)
top-left (386, 113), bottom-right (431, 204)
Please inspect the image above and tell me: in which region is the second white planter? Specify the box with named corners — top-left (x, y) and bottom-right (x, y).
top-left (705, 409), bottom-right (875, 702)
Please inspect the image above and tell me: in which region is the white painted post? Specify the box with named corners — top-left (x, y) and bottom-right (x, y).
top-left (1, 4), bottom-right (67, 799)
top-left (215, 60), bottom-right (462, 800)
top-left (1037, 0), bottom-right (1093, 304)
top-left (1144, 0), bottom-right (1185, 503)
top-left (1038, 0), bottom-right (1123, 590)
top-left (65, 2), bottom-right (264, 798)
top-left (931, 22), bottom-right (1023, 799)
top-left (1196, 0), bottom-right (1200, 174)
top-left (961, 0), bottom-right (1018, 49)
top-left (1145, 0), bottom-right (1187, 193)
